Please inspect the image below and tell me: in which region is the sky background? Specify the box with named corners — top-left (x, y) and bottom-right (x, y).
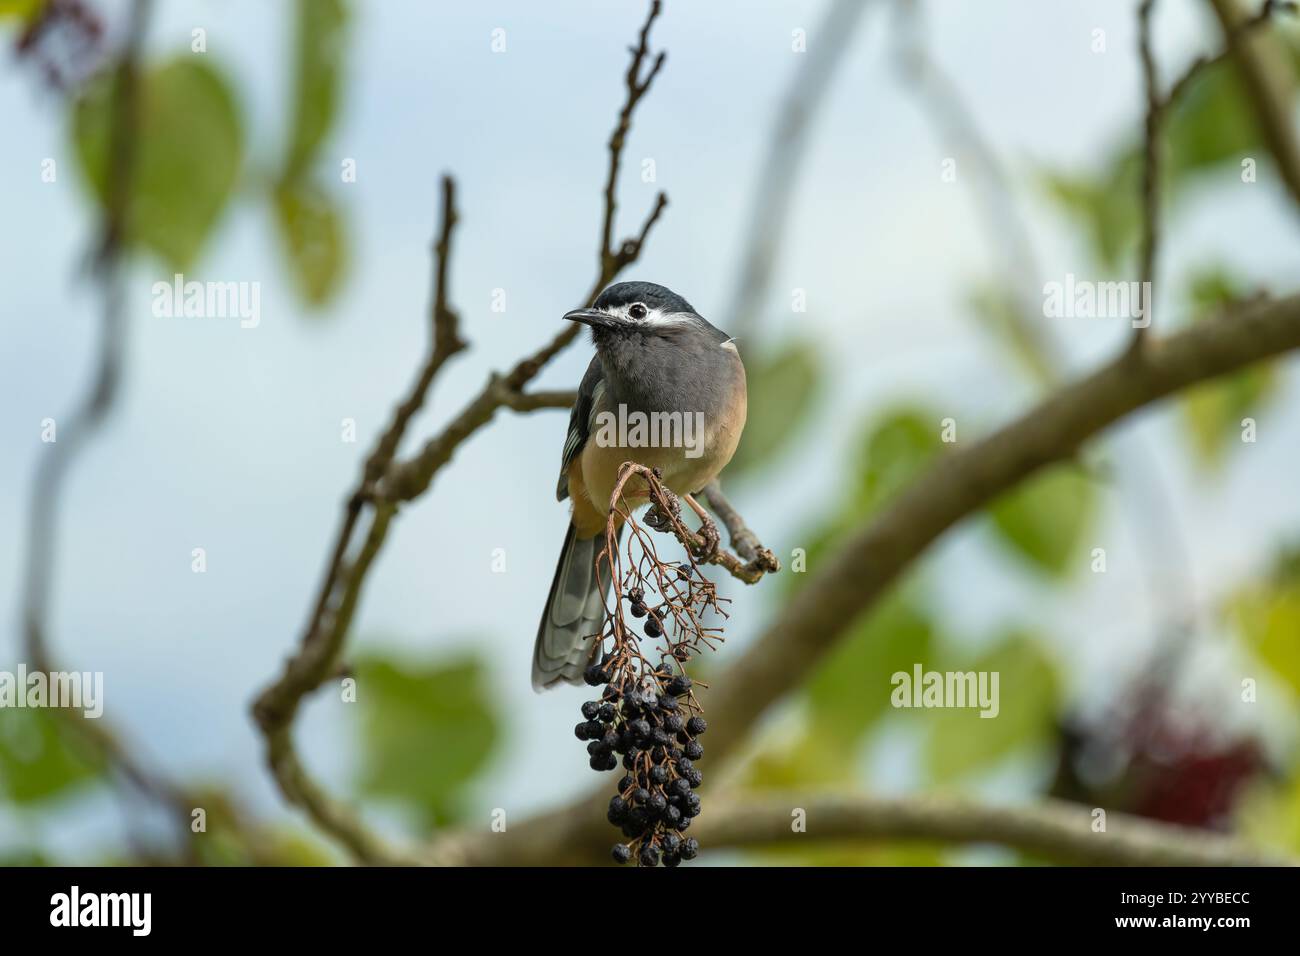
top-left (2, 0), bottom-right (1299, 859)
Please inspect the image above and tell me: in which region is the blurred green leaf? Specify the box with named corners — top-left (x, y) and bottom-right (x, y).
top-left (0, 709), bottom-right (103, 805)
top-left (273, 178), bottom-right (347, 306)
top-left (1040, 154), bottom-right (1141, 271)
top-left (73, 57), bottom-right (243, 270)
top-left (854, 405), bottom-right (945, 517)
top-left (0, 0), bottom-right (42, 19)
top-left (727, 339), bottom-right (820, 476)
top-left (740, 730), bottom-right (854, 792)
top-left (283, 0), bottom-right (349, 181)
top-left (354, 652), bottom-right (500, 827)
top-left (1232, 550), bottom-right (1300, 696)
top-left (1164, 63), bottom-right (1267, 181)
top-left (1177, 267), bottom-right (1277, 468)
top-left (967, 283), bottom-right (1056, 387)
top-left (988, 464), bottom-right (1096, 577)
top-left (924, 633), bottom-right (1061, 783)
top-left (807, 593), bottom-right (937, 747)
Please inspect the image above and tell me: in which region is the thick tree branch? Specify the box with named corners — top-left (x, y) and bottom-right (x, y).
top-left (427, 290), bottom-right (1300, 865)
top-left (692, 792), bottom-right (1293, 867)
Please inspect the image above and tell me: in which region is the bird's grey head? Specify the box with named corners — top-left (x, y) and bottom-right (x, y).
top-left (563, 281), bottom-right (731, 356)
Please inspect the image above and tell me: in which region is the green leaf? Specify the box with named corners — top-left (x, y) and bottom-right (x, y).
top-left (1177, 267), bottom-right (1278, 468)
top-left (0, 709), bottom-right (104, 805)
top-left (1232, 550), bottom-right (1300, 697)
top-left (1040, 156), bottom-right (1141, 271)
top-left (923, 633), bottom-right (1061, 783)
top-left (988, 464), bottom-right (1096, 577)
top-left (353, 653), bottom-right (500, 827)
top-left (853, 406), bottom-right (945, 517)
top-left (726, 339), bottom-right (820, 476)
top-left (967, 283), bottom-right (1057, 387)
top-left (1164, 61), bottom-right (1272, 183)
top-left (73, 58), bottom-right (244, 270)
top-left (0, 0), bottom-right (42, 19)
top-left (283, 0), bottom-right (350, 181)
top-left (807, 593), bottom-right (936, 746)
top-left (273, 178), bottom-right (347, 306)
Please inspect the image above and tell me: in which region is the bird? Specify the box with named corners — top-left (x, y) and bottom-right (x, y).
top-left (533, 281), bottom-right (747, 690)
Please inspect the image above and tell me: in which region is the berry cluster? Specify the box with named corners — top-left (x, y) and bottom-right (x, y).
top-left (575, 664), bottom-right (708, 867)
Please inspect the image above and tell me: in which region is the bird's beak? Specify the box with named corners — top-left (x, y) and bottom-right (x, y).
top-left (563, 307), bottom-right (625, 331)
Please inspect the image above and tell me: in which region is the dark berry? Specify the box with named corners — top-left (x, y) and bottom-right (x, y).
top-left (581, 701), bottom-right (600, 720)
top-left (686, 717), bottom-right (707, 736)
top-left (630, 602), bottom-right (647, 618)
top-left (633, 788), bottom-right (651, 805)
top-left (677, 565), bottom-right (691, 581)
top-left (686, 768), bottom-right (704, 788)
top-left (618, 774), bottom-right (634, 792)
top-left (584, 720), bottom-right (604, 739)
top-left (662, 851), bottom-right (681, 867)
top-left (659, 696), bottom-right (679, 712)
top-left (664, 714), bottom-right (684, 734)
top-left (684, 741), bottom-right (704, 760)
top-left (662, 805), bottom-right (681, 826)
top-left (678, 757), bottom-right (694, 774)
top-left (661, 833), bottom-right (681, 854)
top-left (574, 722), bottom-right (591, 741)
top-left (639, 844), bottom-right (660, 867)
top-left (612, 843), bottom-right (632, 865)
top-left (667, 676), bottom-right (692, 696)
top-left (649, 792), bottom-right (667, 813)
top-left (680, 838), bottom-right (699, 860)
top-left (598, 703), bottom-right (616, 722)
top-left (649, 765), bottom-right (669, 786)
top-left (644, 617), bottom-right (663, 637)
top-left (583, 664), bottom-right (605, 686)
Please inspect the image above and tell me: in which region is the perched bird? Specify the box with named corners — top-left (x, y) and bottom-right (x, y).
top-left (533, 281), bottom-right (746, 689)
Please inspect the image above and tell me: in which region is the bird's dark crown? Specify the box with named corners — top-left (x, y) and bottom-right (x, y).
top-left (593, 281), bottom-right (697, 316)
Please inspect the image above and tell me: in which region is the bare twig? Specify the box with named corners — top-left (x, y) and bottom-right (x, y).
top-left (252, 1), bottom-right (672, 862)
top-left (700, 479), bottom-right (780, 576)
top-left (1204, 0), bottom-right (1300, 211)
top-left (1134, 0), bottom-right (1298, 347)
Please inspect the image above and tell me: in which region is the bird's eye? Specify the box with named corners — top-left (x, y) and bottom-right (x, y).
top-left (628, 303), bottom-right (648, 320)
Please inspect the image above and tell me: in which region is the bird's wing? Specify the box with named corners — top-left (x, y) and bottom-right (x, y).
top-left (556, 355), bottom-right (605, 501)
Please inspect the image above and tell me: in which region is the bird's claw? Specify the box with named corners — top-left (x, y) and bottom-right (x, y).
top-left (692, 515), bottom-right (721, 562)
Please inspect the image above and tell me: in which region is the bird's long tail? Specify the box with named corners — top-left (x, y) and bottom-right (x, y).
top-left (533, 524), bottom-right (612, 690)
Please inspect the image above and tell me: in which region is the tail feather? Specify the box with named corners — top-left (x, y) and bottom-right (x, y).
top-left (533, 524), bottom-right (609, 690)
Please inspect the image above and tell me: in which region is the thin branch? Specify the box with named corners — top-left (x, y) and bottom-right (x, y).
top-left (701, 479), bottom-right (780, 576)
top-left (427, 290), bottom-right (1300, 865)
top-left (1206, 0), bottom-right (1300, 209)
top-left (1135, 0), bottom-right (1161, 346)
top-left (253, 0), bottom-right (672, 862)
top-left (1133, 0), bottom-right (1296, 348)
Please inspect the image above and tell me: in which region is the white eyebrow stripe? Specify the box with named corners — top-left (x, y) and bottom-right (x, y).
top-left (642, 308), bottom-right (692, 328)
